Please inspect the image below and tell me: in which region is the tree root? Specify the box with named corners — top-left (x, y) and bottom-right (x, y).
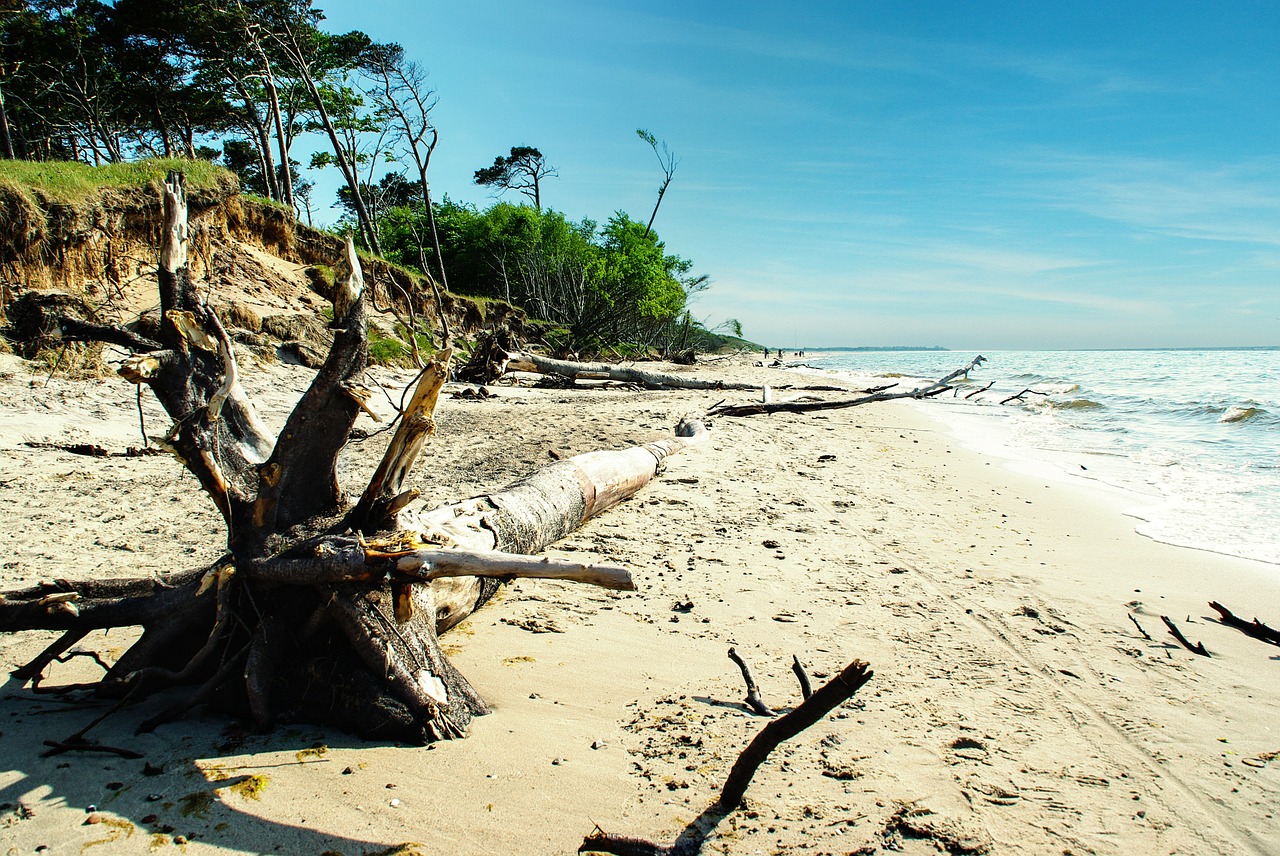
top-left (3, 171), bottom-right (715, 747)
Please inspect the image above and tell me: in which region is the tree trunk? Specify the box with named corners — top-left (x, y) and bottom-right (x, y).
top-left (1, 172), bottom-right (706, 745)
top-left (498, 351), bottom-right (763, 390)
top-left (234, 80), bottom-right (280, 201)
top-left (288, 50), bottom-right (380, 255)
top-left (259, 54), bottom-right (294, 209)
top-left (0, 84), bottom-right (17, 159)
top-left (707, 356), bottom-right (988, 417)
top-left (644, 180), bottom-right (669, 238)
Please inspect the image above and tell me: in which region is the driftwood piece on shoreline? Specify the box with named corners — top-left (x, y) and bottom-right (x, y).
top-left (506, 352), bottom-right (760, 390)
top-left (791, 655), bottom-right (813, 700)
top-left (931, 354), bottom-right (987, 388)
top-left (1128, 613), bottom-right (1153, 641)
top-left (460, 329), bottom-right (870, 394)
top-left (1208, 601), bottom-right (1280, 647)
top-left (1000, 388), bottom-right (1048, 406)
top-left (1161, 615), bottom-right (1211, 657)
top-left (707, 356), bottom-right (985, 418)
top-left (2, 171), bottom-right (714, 746)
top-left (727, 647), bottom-right (774, 716)
top-left (580, 660), bottom-right (874, 856)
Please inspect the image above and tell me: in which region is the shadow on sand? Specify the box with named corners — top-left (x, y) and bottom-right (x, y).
top-left (1, 673), bottom-right (422, 855)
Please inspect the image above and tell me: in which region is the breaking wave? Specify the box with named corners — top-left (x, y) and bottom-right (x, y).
top-left (1219, 405), bottom-right (1264, 424)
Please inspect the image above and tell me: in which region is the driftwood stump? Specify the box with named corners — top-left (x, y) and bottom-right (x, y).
top-left (1, 172), bottom-right (707, 745)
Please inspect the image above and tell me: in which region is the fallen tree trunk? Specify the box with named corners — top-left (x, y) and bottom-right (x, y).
top-left (707, 356), bottom-right (985, 417)
top-left (2, 172), bottom-right (709, 746)
top-left (459, 330), bottom-right (853, 393)
top-left (505, 351), bottom-right (760, 390)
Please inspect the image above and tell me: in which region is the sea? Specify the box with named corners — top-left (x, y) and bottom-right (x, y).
top-left (789, 349), bottom-right (1280, 567)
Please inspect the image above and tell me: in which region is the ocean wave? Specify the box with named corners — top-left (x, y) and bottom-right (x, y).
top-left (1026, 397), bottom-right (1104, 412)
top-left (1050, 398), bottom-right (1104, 410)
top-left (1219, 405), bottom-right (1265, 424)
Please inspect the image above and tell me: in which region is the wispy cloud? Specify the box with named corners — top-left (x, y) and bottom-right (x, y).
top-left (1021, 153), bottom-right (1280, 246)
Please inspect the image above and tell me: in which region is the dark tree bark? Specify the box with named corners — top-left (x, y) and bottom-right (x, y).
top-left (1, 172), bottom-right (707, 744)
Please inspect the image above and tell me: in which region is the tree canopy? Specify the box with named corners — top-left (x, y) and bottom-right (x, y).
top-left (1, 2), bottom-right (736, 355)
top-left (378, 198), bottom-right (711, 355)
top-left (473, 146), bottom-right (556, 211)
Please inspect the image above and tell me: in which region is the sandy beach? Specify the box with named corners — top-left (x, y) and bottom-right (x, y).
top-left (1, 352), bottom-right (1278, 855)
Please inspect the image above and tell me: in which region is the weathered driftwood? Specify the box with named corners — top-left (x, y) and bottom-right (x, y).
top-left (727, 647), bottom-right (774, 716)
top-left (1000, 387), bottom-right (1048, 405)
top-left (580, 659), bottom-right (874, 856)
top-left (790, 655), bottom-right (813, 700)
top-left (930, 354), bottom-right (987, 388)
top-left (707, 356), bottom-right (986, 418)
top-left (2, 172), bottom-right (709, 745)
top-left (1161, 615), bottom-right (1211, 657)
top-left (506, 351), bottom-right (760, 390)
top-left (963, 381), bottom-right (994, 399)
top-left (1207, 601), bottom-right (1280, 647)
top-left (1128, 613), bottom-right (1154, 641)
top-left (459, 329), bottom-right (853, 393)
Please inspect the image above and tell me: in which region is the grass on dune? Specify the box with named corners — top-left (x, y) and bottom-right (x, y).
top-left (0, 157), bottom-right (237, 206)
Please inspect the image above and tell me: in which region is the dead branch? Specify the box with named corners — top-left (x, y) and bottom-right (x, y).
top-left (1161, 615), bottom-right (1210, 657)
top-left (718, 660), bottom-right (873, 808)
top-left (1000, 388), bottom-right (1048, 405)
top-left (706, 356), bottom-right (987, 418)
top-left (1207, 601), bottom-right (1280, 647)
top-left (1128, 613), bottom-right (1153, 641)
top-left (56, 317), bottom-right (162, 352)
top-left (940, 354), bottom-right (986, 382)
top-left (580, 659), bottom-right (874, 856)
top-left (791, 655), bottom-right (813, 700)
top-left (350, 349), bottom-right (451, 531)
top-left (11, 628), bottom-right (91, 682)
top-left (506, 351), bottom-right (760, 390)
top-left (727, 647), bottom-right (774, 716)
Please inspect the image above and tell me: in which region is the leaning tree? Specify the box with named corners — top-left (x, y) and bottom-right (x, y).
top-left (1, 173), bottom-right (706, 746)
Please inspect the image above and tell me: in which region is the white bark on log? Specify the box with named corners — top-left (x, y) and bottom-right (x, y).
top-left (402, 416), bottom-right (708, 630)
top-left (398, 549), bottom-right (635, 591)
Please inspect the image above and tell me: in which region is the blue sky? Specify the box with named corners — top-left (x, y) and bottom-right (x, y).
top-left (313, 0), bottom-right (1280, 349)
